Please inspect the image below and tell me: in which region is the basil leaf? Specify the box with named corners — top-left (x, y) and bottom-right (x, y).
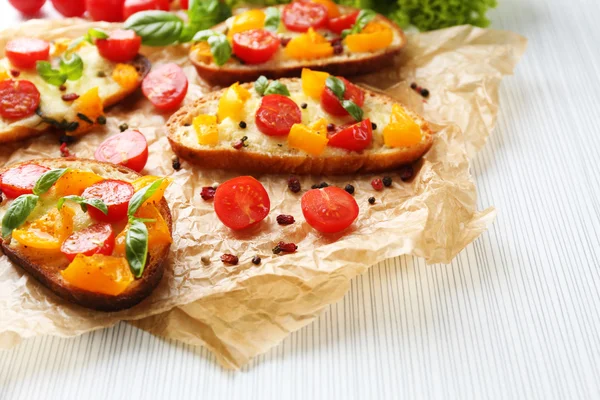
top-left (264, 7), bottom-right (280, 32)
top-left (88, 28), bottom-right (109, 39)
top-left (124, 11), bottom-right (184, 46)
top-left (128, 178), bottom-right (165, 217)
top-left (2, 195), bottom-right (39, 238)
top-left (126, 219), bottom-right (149, 278)
top-left (36, 61), bottom-right (67, 87)
top-left (33, 168), bottom-right (69, 196)
top-left (342, 100), bottom-right (364, 121)
top-left (192, 29), bottom-right (216, 42)
top-left (264, 81), bottom-right (290, 97)
top-left (254, 75), bottom-right (269, 96)
top-left (57, 195), bottom-right (108, 215)
top-left (325, 76), bottom-right (346, 100)
top-left (207, 34), bottom-right (232, 66)
top-left (345, 9), bottom-right (377, 38)
top-left (180, 0), bottom-right (232, 43)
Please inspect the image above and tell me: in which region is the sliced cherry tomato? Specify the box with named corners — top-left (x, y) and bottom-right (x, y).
top-left (328, 118), bottom-right (373, 152)
top-left (301, 186), bottom-right (359, 234)
top-left (0, 80), bottom-right (41, 120)
top-left (94, 129), bottom-right (149, 172)
top-left (0, 164), bottom-right (49, 199)
top-left (95, 29), bottom-right (141, 63)
top-left (328, 11), bottom-right (359, 34)
top-left (142, 63), bottom-right (188, 111)
top-left (214, 176), bottom-right (271, 231)
top-left (61, 223), bottom-right (116, 262)
top-left (51, 0), bottom-right (86, 17)
top-left (282, 1), bottom-right (329, 32)
top-left (320, 77), bottom-right (365, 117)
top-left (180, 0), bottom-right (188, 9)
top-left (82, 180), bottom-right (134, 223)
top-left (8, 0), bottom-right (46, 15)
top-left (86, 0), bottom-right (125, 22)
top-left (123, 0), bottom-right (169, 20)
top-left (232, 29), bottom-right (281, 65)
top-left (255, 94), bottom-right (302, 137)
top-left (5, 38), bottom-right (50, 69)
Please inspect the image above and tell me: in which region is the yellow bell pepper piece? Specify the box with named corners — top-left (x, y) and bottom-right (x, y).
top-left (227, 10), bottom-right (266, 38)
top-left (311, 0), bottom-right (340, 18)
top-left (217, 82), bottom-right (251, 122)
top-left (192, 41), bottom-right (213, 64)
top-left (53, 170), bottom-right (104, 196)
top-left (383, 104), bottom-right (422, 148)
top-left (0, 70), bottom-right (9, 81)
top-left (193, 114), bottom-right (219, 145)
top-left (61, 254), bottom-right (134, 296)
top-left (113, 204), bottom-right (172, 256)
top-left (288, 123), bottom-right (329, 156)
top-left (131, 175), bottom-right (171, 205)
top-left (51, 38), bottom-right (89, 57)
top-left (12, 207), bottom-right (75, 250)
top-left (72, 87), bottom-right (104, 135)
top-left (301, 68), bottom-right (330, 99)
top-left (310, 118), bottom-right (329, 136)
top-left (112, 64), bottom-right (139, 92)
top-left (285, 28), bottom-right (334, 60)
top-left (345, 22), bottom-right (394, 53)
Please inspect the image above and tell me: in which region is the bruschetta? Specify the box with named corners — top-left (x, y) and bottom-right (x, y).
top-left (190, 1), bottom-right (406, 87)
top-left (0, 29), bottom-right (150, 144)
top-left (167, 71), bottom-right (433, 175)
top-left (0, 159), bottom-right (173, 311)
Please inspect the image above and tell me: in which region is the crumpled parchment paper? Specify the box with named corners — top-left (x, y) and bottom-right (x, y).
top-left (0, 19), bottom-right (526, 369)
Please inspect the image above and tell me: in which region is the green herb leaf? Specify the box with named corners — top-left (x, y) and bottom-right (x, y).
top-left (57, 195), bottom-right (108, 215)
top-left (2, 195), bottom-right (39, 238)
top-left (191, 29), bottom-right (216, 42)
top-left (264, 7), bottom-right (280, 32)
top-left (192, 30), bottom-right (232, 66)
top-left (124, 11), bottom-right (184, 47)
top-left (60, 54), bottom-right (84, 81)
top-left (180, 0), bottom-right (232, 43)
top-left (36, 61), bottom-right (67, 87)
top-left (343, 9), bottom-right (377, 38)
top-left (264, 81), bottom-right (290, 96)
top-left (126, 219), bottom-right (149, 278)
top-left (88, 28), bottom-right (109, 39)
top-left (33, 168), bottom-right (69, 196)
top-left (128, 178), bottom-right (165, 217)
top-left (254, 75), bottom-right (269, 96)
top-left (325, 76), bottom-right (346, 101)
top-left (342, 100), bottom-right (364, 121)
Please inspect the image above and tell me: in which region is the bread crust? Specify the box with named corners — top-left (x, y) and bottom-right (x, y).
top-left (0, 158), bottom-right (172, 312)
top-left (167, 79), bottom-right (434, 175)
top-left (190, 6), bottom-right (407, 87)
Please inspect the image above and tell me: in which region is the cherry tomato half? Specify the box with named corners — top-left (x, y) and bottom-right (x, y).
top-left (0, 80), bottom-right (41, 120)
top-left (94, 129), bottom-right (149, 172)
top-left (51, 0), bottom-right (86, 17)
top-left (282, 1), bottom-right (329, 32)
top-left (301, 186), bottom-right (359, 234)
top-left (180, 0), bottom-right (188, 9)
top-left (328, 118), bottom-right (373, 152)
top-left (86, 0), bottom-right (125, 22)
top-left (82, 180), bottom-right (134, 223)
top-left (95, 29), bottom-right (142, 63)
top-left (60, 223), bottom-right (115, 262)
top-left (123, 0), bottom-right (169, 20)
top-left (8, 0), bottom-right (46, 15)
top-left (142, 63), bottom-right (188, 111)
top-left (328, 11), bottom-right (359, 34)
top-left (5, 38), bottom-right (50, 69)
top-left (214, 176), bottom-right (271, 231)
top-left (232, 29), bottom-right (281, 65)
top-left (320, 77), bottom-right (365, 117)
top-left (0, 164), bottom-right (49, 199)
top-left (255, 94), bottom-right (302, 137)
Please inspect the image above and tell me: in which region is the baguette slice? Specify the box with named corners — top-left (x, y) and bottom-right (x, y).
top-left (167, 78), bottom-right (433, 175)
top-left (190, 6), bottom-right (406, 87)
top-left (0, 159), bottom-right (172, 312)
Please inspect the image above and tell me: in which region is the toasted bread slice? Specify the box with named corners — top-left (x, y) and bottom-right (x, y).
top-left (0, 43), bottom-right (151, 144)
top-left (190, 6), bottom-right (406, 87)
top-left (0, 159), bottom-right (172, 312)
top-left (167, 78), bottom-right (433, 175)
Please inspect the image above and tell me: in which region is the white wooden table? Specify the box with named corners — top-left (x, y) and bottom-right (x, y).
top-left (2, 0), bottom-right (600, 398)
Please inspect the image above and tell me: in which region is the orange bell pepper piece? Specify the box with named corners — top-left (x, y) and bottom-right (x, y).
top-left (345, 22), bottom-right (394, 53)
top-left (383, 104), bottom-right (422, 148)
top-left (12, 206), bottom-right (75, 250)
top-left (112, 64), bottom-right (139, 92)
top-left (53, 170), bottom-right (104, 196)
top-left (61, 254), bottom-right (134, 296)
top-left (311, 0), bottom-right (340, 18)
top-left (113, 204), bottom-right (172, 256)
top-left (131, 176), bottom-right (171, 206)
top-left (285, 28), bottom-right (334, 60)
top-left (301, 68), bottom-right (330, 99)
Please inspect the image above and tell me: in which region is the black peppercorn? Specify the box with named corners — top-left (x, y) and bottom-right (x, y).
top-left (368, 197), bottom-right (376, 205)
top-left (344, 184), bottom-right (355, 195)
top-left (327, 123), bottom-right (335, 132)
top-left (119, 123), bottom-right (129, 132)
top-left (371, 122), bottom-right (377, 130)
top-left (301, 103), bottom-right (307, 109)
top-left (287, 176), bottom-right (301, 193)
top-left (382, 176), bottom-right (392, 187)
top-left (420, 88), bottom-right (429, 98)
top-left (410, 82), bottom-right (417, 90)
top-left (252, 256), bottom-right (261, 265)
top-left (172, 157), bottom-right (181, 171)
top-left (96, 115), bottom-right (106, 125)
top-left (319, 182), bottom-right (328, 188)
top-left (239, 121), bottom-right (247, 129)
top-left (311, 184), bottom-right (319, 189)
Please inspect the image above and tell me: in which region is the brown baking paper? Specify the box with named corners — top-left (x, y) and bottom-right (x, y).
top-left (0, 19), bottom-right (526, 368)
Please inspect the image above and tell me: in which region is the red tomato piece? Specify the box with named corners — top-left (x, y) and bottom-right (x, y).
top-left (320, 77), bottom-right (365, 117)
top-left (214, 176), bottom-right (271, 231)
top-left (60, 223), bottom-right (116, 262)
top-left (232, 29), bottom-right (281, 65)
top-left (0, 80), bottom-right (41, 120)
top-left (123, 0), bottom-right (169, 20)
top-left (51, 0), bottom-right (86, 17)
top-left (5, 38), bottom-right (50, 69)
top-left (282, 1), bottom-right (329, 32)
top-left (301, 186), bottom-right (359, 234)
top-left (94, 129), bottom-right (149, 172)
top-left (328, 11), bottom-right (359, 34)
top-left (180, 0), bottom-right (188, 9)
top-left (82, 180), bottom-right (134, 223)
top-left (142, 63), bottom-right (188, 111)
top-left (255, 94), bottom-right (302, 137)
top-left (86, 0), bottom-right (125, 22)
top-left (0, 164), bottom-right (49, 199)
top-left (95, 29), bottom-right (142, 63)
top-left (328, 118), bottom-right (373, 152)
top-left (8, 0), bottom-right (46, 15)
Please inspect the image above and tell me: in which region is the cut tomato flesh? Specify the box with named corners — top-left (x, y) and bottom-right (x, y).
top-left (0, 163), bottom-right (49, 198)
